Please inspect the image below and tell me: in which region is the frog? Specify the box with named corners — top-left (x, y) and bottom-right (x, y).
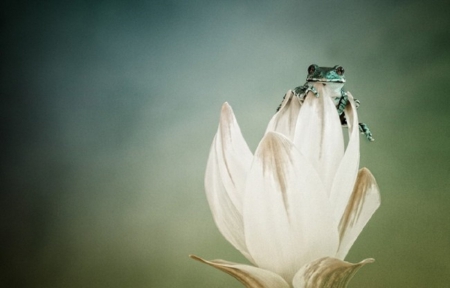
top-left (277, 64), bottom-right (374, 141)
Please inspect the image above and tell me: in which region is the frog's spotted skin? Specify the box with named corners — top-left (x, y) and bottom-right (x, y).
top-left (277, 64), bottom-right (374, 141)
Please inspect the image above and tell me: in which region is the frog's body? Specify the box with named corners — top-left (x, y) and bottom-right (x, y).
top-left (277, 64), bottom-right (374, 141)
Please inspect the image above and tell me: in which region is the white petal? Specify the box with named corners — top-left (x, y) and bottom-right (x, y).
top-left (243, 132), bottom-right (339, 283)
top-left (190, 255), bottom-right (290, 288)
top-left (265, 90), bottom-right (302, 141)
top-left (292, 257), bottom-right (374, 288)
top-left (215, 102), bottom-right (253, 212)
top-left (204, 103), bottom-right (254, 262)
top-left (336, 168), bottom-right (381, 259)
top-left (293, 83), bottom-right (344, 193)
top-left (330, 92), bottom-right (361, 222)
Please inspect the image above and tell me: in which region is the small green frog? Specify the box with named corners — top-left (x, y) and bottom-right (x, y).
top-left (277, 64), bottom-right (374, 141)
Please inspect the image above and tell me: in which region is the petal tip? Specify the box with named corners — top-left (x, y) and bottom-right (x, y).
top-left (222, 101), bottom-right (231, 110)
top-left (220, 102), bottom-right (238, 127)
top-left (255, 131), bottom-right (290, 161)
top-left (189, 254), bottom-right (200, 260)
top-left (221, 102), bottom-right (233, 116)
top-left (190, 254), bottom-right (210, 265)
top-left (361, 258), bottom-right (375, 264)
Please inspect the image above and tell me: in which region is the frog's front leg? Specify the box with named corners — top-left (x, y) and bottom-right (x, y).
top-left (301, 84), bottom-right (319, 98)
top-left (336, 89), bottom-right (374, 141)
top-left (336, 89), bottom-right (361, 114)
top-left (336, 89), bottom-right (349, 116)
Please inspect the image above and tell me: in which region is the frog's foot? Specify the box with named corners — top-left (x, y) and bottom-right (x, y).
top-left (359, 122), bottom-right (374, 142)
top-left (293, 85), bottom-right (306, 98)
top-left (304, 85), bottom-right (319, 98)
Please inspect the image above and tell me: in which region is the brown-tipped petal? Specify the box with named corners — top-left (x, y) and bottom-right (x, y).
top-left (189, 255), bottom-right (290, 288)
top-left (336, 168), bottom-right (381, 259)
top-left (204, 102), bottom-right (254, 262)
top-left (243, 132), bottom-right (338, 282)
top-left (265, 90), bottom-right (302, 141)
top-left (293, 83), bottom-right (345, 193)
top-left (292, 257), bottom-right (374, 288)
top-left (213, 102), bottom-right (253, 214)
top-left (330, 92), bottom-right (360, 222)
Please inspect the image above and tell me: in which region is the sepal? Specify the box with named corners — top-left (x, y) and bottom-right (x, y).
top-left (190, 255), bottom-right (290, 288)
top-left (292, 257), bottom-right (374, 288)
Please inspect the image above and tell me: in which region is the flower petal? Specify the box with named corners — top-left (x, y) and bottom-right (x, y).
top-left (336, 168), bottom-right (381, 259)
top-left (330, 92), bottom-right (361, 222)
top-left (265, 90), bottom-right (302, 141)
top-left (204, 103), bottom-right (254, 262)
top-left (292, 257), bottom-right (374, 288)
top-left (189, 255), bottom-right (290, 288)
top-left (243, 132), bottom-right (339, 283)
top-left (293, 83), bottom-right (345, 193)
top-left (214, 102), bottom-right (253, 212)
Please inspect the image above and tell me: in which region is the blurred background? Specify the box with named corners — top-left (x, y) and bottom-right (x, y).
top-left (2, 0), bottom-right (450, 287)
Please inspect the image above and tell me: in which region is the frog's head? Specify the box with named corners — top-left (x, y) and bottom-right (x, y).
top-left (306, 64), bottom-right (346, 83)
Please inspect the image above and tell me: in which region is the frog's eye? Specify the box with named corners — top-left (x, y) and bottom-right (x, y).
top-left (336, 66), bottom-right (345, 75)
top-left (308, 64), bottom-right (316, 75)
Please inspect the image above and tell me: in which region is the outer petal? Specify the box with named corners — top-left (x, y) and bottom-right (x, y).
top-left (190, 255), bottom-right (290, 288)
top-left (292, 257), bottom-right (374, 288)
top-left (214, 102), bottom-right (253, 212)
top-left (243, 132), bottom-right (339, 283)
top-left (336, 168), bottom-right (381, 259)
top-left (265, 90), bottom-right (302, 141)
top-left (330, 92), bottom-right (361, 222)
top-left (293, 83), bottom-right (345, 193)
top-left (205, 103), bottom-right (254, 262)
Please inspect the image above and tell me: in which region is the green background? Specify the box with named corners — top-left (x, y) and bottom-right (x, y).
top-left (2, 0), bottom-right (450, 287)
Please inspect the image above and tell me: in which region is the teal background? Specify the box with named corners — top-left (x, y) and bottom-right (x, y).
top-left (2, 0), bottom-right (450, 287)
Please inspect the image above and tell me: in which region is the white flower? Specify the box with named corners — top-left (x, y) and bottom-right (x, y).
top-left (191, 83), bottom-right (381, 288)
